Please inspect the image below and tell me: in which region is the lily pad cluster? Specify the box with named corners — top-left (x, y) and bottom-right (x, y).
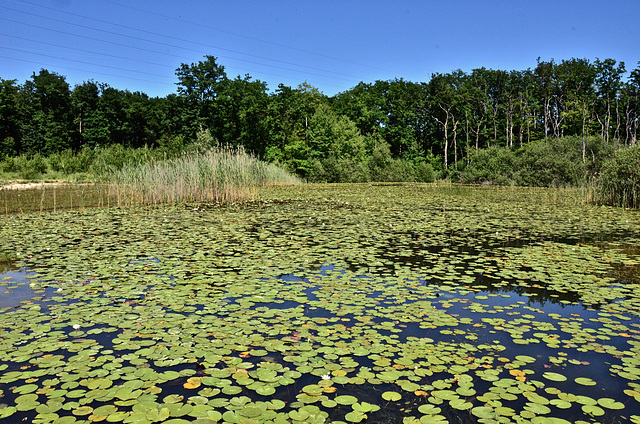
top-left (1, 183), bottom-right (639, 423)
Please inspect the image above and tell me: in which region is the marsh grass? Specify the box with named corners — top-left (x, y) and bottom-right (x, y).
top-left (0, 183), bottom-right (114, 215)
top-left (107, 148), bottom-right (300, 206)
top-left (595, 144), bottom-right (640, 209)
top-left (422, 181), bottom-right (596, 207)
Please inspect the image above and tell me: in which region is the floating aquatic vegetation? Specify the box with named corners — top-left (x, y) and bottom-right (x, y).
top-left (1, 184), bottom-right (639, 423)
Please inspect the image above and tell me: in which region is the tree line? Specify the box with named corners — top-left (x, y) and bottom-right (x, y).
top-left (1, 56), bottom-right (638, 181)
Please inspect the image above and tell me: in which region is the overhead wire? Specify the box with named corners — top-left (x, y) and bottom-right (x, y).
top-left (0, 45), bottom-right (173, 79)
top-left (100, 0), bottom-right (392, 73)
top-left (0, 55), bottom-right (176, 88)
top-left (0, 38), bottom-right (345, 92)
top-left (1, 3), bottom-right (359, 80)
top-left (0, 15), bottom-right (349, 87)
top-left (1, 33), bottom-right (176, 70)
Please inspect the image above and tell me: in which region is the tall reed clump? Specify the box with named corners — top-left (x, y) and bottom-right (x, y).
top-left (595, 144), bottom-right (640, 209)
top-left (107, 148), bottom-right (300, 206)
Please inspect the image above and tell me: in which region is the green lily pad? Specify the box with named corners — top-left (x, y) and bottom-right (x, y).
top-left (255, 384), bottom-right (276, 396)
top-left (335, 395), bottom-right (358, 405)
top-left (289, 409), bottom-right (310, 421)
top-left (582, 404), bottom-right (605, 416)
top-left (0, 406), bottom-right (17, 419)
top-left (382, 391), bottom-right (401, 402)
top-left (597, 397), bottom-right (625, 409)
top-left (542, 372), bottom-right (567, 382)
top-left (344, 411), bottom-right (366, 422)
top-left (575, 377), bottom-right (597, 386)
top-left (418, 404), bottom-right (441, 415)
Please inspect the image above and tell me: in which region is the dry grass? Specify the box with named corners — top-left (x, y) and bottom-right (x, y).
top-left (107, 148), bottom-right (300, 207)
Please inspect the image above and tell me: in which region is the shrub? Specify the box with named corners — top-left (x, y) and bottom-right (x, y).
top-left (460, 147), bottom-right (517, 185)
top-left (308, 156), bottom-right (370, 183)
top-left (514, 137), bottom-right (586, 187)
top-left (583, 135), bottom-right (617, 179)
top-left (1, 155), bottom-right (18, 173)
top-left (414, 161), bottom-right (435, 183)
top-left (367, 142), bottom-right (395, 182)
top-left (47, 149), bottom-right (95, 175)
top-left (458, 137), bottom-right (621, 188)
top-left (90, 145), bottom-right (159, 176)
top-left (1, 154), bottom-right (48, 179)
top-left (595, 144), bottom-right (640, 208)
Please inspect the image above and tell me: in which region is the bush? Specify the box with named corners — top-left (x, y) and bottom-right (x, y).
top-left (48, 148), bottom-right (95, 175)
top-left (460, 147), bottom-right (517, 185)
top-left (308, 156), bottom-right (370, 183)
top-left (307, 145), bottom-right (433, 184)
top-left (583, 135), bottom-right (617, 179)
top-left (414, 161), bottom-right (435, 183)
top-left (1, 155), bottom-right (18, 173)
top-left (514, 137), bottom-right (586, 187)
top-left (1, 153), bottom-right (48, 179)
top-left (596, 144), bottom-right (640, 208)
top-left (459, 137), bottom-right (596, 187)
top-left (90, 145), bottom-right (160, 176)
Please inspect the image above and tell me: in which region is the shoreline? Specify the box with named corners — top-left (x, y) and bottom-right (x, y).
top-left (0, 181), bottom-right (89, 191)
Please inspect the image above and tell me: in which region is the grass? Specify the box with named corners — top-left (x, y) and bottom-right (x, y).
top-left (0, 148), bottom-right (299, 214)
top-left (0, 182), bottom-right (115, 215)
top-left (594, 144), bottom-right (640, 209)
top-left (105, 147), bottom-right (300, 206)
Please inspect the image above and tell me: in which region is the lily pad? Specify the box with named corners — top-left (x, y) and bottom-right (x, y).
top-left (382, 391), bottom-right (401, 402)
top-left (542, 372), bottom-right (567, 382)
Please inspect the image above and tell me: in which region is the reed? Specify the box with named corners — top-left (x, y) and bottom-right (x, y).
top-left (106, 147), bottom-right (300, 206)
top-left (594, 144), bottom-right (640, 209)
top-left (0, 182), bottom-right (112, 214)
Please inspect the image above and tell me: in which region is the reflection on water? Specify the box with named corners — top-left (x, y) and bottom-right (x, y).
top-left (0, 183), bottom-right (115, 214)
top-left (0, 268), bottom-right (59, 310)
top-left (0, 269), bottom-right (33, 309)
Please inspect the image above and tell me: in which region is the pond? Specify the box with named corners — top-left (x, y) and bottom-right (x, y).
top-left (1, 183), bottom-right (640, 424)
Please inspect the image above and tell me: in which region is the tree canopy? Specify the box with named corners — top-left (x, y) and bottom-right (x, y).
top-left (1, 56), bottom-right (639, 179)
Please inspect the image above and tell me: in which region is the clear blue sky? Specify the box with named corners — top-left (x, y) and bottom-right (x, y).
top-left (1, 0), bottom-right (639, 97)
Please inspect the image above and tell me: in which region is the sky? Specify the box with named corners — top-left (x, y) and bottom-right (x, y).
top-left (1, 0), bottom-right (639, 98)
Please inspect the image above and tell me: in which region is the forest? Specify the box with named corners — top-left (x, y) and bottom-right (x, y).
top-left (1, 55), bottom-right (639, 188)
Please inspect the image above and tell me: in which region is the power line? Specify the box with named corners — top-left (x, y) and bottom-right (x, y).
top-left (0, 15), bottom-right (353, 84)
top-left (18, 0), bottom-right (387, 73)
top-left (0, 55), bottom-right (175, 88)
top-left (3, 3), bottom-right (359, 80)
top-left (0, 33), bottom-right (175, 70)
top-left (98, 0), bottom-right (392, 73)
top-left (0, 35), bottom-right (346, 94)
top-left (1, 52), bottom-right (342, 94)
top-left (0, 45), bottom-right (173, 79)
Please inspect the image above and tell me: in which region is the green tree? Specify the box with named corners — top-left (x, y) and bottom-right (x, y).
top-left (20, 69), bottom-right (74, 155)
top-left (331, 81), bottom-right (389, 138)
top-left (308, 103), bottom-right (365, 160)
top-left (265, 82), bottom-right (326, 176)
top-left (175, 55), bottom-right (228, 140)
top-left (384, 78), bottom-right (423, 156)
top-left (71, 80), bottom-right (109, 149)
top-left (594, 58), bottom-right (626, 143)
top-left (216, 74), bottom-right (270, 153)
top-left (123, 91), bottom-right (159, 148)
top-left (429, 71), bottom-right (465, 169)
top-left (621, 62), bottom-right (640, 146)
top-left (0, 78), bottom-right (21, 156)
top-left (554, 58), bottom-right (597, 161)
top-left (98, 84), bottom-right (129, 146)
